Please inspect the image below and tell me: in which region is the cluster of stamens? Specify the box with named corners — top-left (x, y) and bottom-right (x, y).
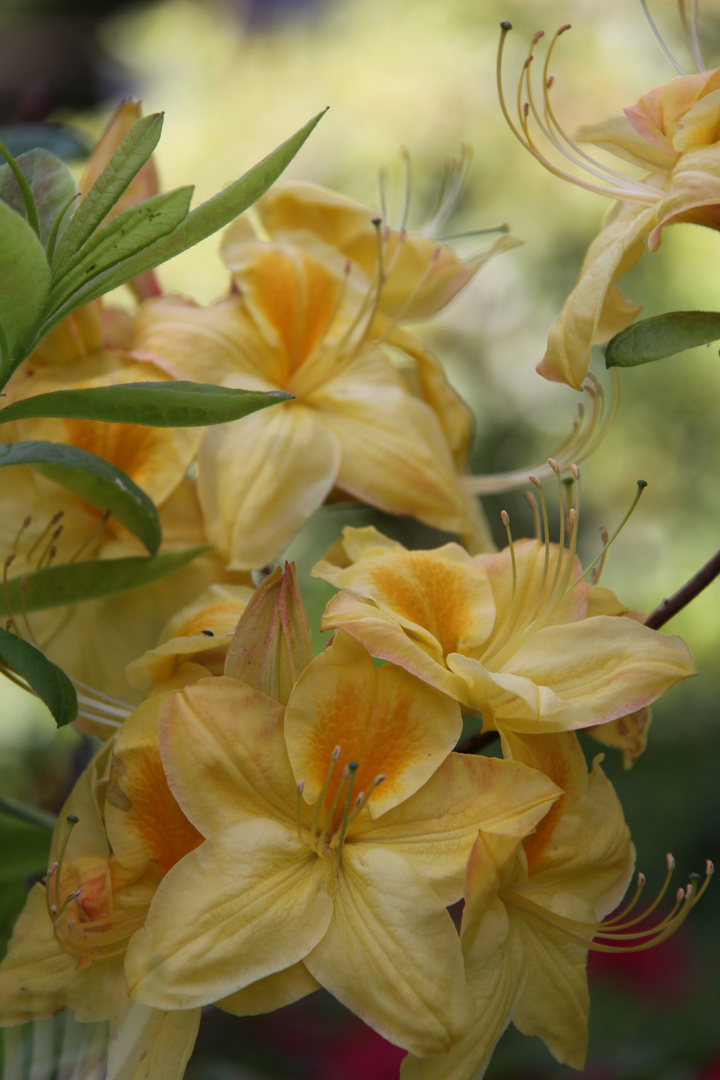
top-left (497, 20), bottom-right (664, 205)
top-left (482, 460), bottom-right (647, 669)
top-left (44, 815), bottom-right (144, 965)
top-left (501, 852), bottom-right (714, 952)
top-left (295, 746), bottom-right (386, 866)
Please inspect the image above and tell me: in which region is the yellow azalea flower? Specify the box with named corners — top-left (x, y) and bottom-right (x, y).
top-left (402, 729), bottom-right (712, 1080)
top-left (401, 730), bottom-right (634, 1079)
top-left (498, 24), bottom-right (720, 388)
top-left (0, 696), bottom-right (204, 1080)
top-left (125, 632), bottom-right (561, 1056)
top-left (312, 517), bottom-right (695, 734)
top-left (130, 240), bottom-right (491, 568)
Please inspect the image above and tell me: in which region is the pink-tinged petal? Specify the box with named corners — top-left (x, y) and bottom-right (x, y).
top-left (319, 591), bottom-right (467, 701)
top-left (306, 846), bottom-right (474, 1056)
top-left (498, 616), bottom-right (696, 731)
top-left (106, 998), bottom-right (201, 1080)
top-left (125, 820), bottom-right (332, 1009)
top-left (198, 402), bottom-right (341, 569)
top-left (350, 753), bottom-right (559, 905)
top-left (131, 295), bottom-right (280, 389)
top-left (307, 346), bottom-right (475, 536)
top-left (446, 652), bottom-right (568, 727)
top-left (158, 677), bottom-right (293, 837)
top-left (539, 200), bottom-right (656, 389)
top-left (648, 142), bottom-right (720, 248)
top-left (285, 633), bottom-right (461, 819)
top-left (574, 114), bottom-right (677, 169)
top-left (218, 963), bottom-right (320, 1016)
top-left (224, 562), bottom-right (312, 705)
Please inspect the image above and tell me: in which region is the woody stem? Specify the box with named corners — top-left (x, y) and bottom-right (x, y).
top-left (645, 547), bottom-right (720, 630)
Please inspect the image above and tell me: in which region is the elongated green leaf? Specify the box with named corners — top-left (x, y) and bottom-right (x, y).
top-left (0, 798), bottom-right (56, 837)
top-left (606, 311), bottom-right (720, 368)
top-left (0, 546), bottom-right (210, 616)
top-left (52, 113), bottom-right (163, 269)
top-left (0, 628), bottom-right (77, 726)
top-left (0, 201), bottom-right (50, 372)
top-left (0, 382), bottom-right (289, 428)
top-left (0, 441), bottom-right (161, 555)
top-left (35, 109), bottom-right (326, 337)
top-left (45, 187), bottom-right (193, 315)
top-left (0, 149), bottom-right (77, 248)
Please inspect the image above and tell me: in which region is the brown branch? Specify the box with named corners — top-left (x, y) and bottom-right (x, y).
top-left (645, 546), bottom-right (720, 630)
top-left (456, 729), bottom-right (500, 754)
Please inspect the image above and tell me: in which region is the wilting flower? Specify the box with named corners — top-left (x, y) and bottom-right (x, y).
top-left (401, 730), bottom-right (712, 1080)
top-left (0, 695), bottom-right (204, 1079)
top-left (125, 632), bottom-right (560, 1055)
top-left (498, 22), bottom-right (720, 388)
top-left (312, 494), bottom-right (695, 735)
top-left (131, 238), bottom-right (491, 568)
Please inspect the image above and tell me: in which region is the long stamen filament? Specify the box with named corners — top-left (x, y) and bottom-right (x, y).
top-left (335, 762), bottom-right (359, 864)
top-left (310, 745), bottom-right (341, 841)
top-left (566, 480), bottom-right (647, 594)
top-left (344, 774), bottom-right (386, 833)
top-left (3, 555), bottom-right (17, 635)
top-left (27, 512), bottom-right (63, 560)
top-left (525, 491), bottom-right (540, 539)
top-left (317, 763), bottom-right (352, 853)
top-left (69, 510), bottom-right (111, 564)
top-left (640, 0), bottom-right (686, 73)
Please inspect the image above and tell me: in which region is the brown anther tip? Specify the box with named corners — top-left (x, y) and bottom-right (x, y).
top-left (100, 508), bottom-right (112, 523)
top-left (547, 457), bottom-right (559, 473)
top-left (667, 853), bottom-right (676, 870)
top-left (523, 57), bottom-right (533, 69)
top-left (5, 617), bottom-right (14, 630)
top-left (531, 30), bottom-right (545, 44)
top-left (707, 860), bottom-right (715, 876)
top-left (600, 527), bottom-right (610, 543)
top-left (332, 745), bottom-right (342, 760)
top-left (676, 887), bottom-right (685, 902)
top-left (297, 780), bottom-right (304, 795)
top-left (546, 75), bottom-right (555, 89)
top-left (501, 510), bottom-right (510, 526)
top-left (638, 872), bottom-right (646, 886)
top-left (685, 884), bottom-right (694, 900)
top-left (4, 553), bottom-right (15, 568)
top-left (558, 23), bottom-right (572, 33)
top-left (355, 793), bottom-right (364, 805)
top-left (529, 475), bottom-right (541, 489)
top-left (570, 463), bottom-right (580, 479)
top-left (51, 511), bottom-right (64, 524)
top-left (22, 515), bottom-right (31, 527)
top-left (523, 102), bottom-right (530, 117)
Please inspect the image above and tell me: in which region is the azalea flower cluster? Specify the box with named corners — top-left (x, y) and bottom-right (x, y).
top-left (1, 6), bottom-right (719, 1074)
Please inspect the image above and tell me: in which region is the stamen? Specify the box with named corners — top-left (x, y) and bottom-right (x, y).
top-left (68, 509), bottom-right (111, 563)
top-left (334, 761), bottom-right (359, 864)
top-left (12, 515), bottom-right (31, 552)
top-left (37, 526), bottom-right (63, 569)
top-left (591, 527), bottom-right (610, 584)
top-left (345, 774), bottom-right (387, 833)
top-left (27, 511), bottom-right (63, 560)
top-left (525, 490), bottom-right (540, 540)
top-left (317, 762), bottom-right (352, 853)
top-left (400, 145), bottom-right (412, 232)
top-left (566, 480), bottom-right (647, 593)
top-left (3, 555), bottom-right (17, 635)
top-left (309, 744), bottom-right (341, 843)
top-left (19, 575), bottom-right (37, 644)
top-left (378, 164), bottom-right (389, 226)
top-left (640, 0), bottom-right (686, 73)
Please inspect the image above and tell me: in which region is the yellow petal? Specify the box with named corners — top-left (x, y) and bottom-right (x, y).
top-left (198, 402), bottom-right (341, 569)
top-left (218, 962), bottom-right (320, 1016)
top-left (574, 114), bottom-right (677, 169)
top-left (106, 997), bottom-right (201, 1080)
top-left (305, 846), bottom-right (474, 1056)
top-left (539, 199), bottom-right (657, 389)
top-left (350, 753), bottom-right (560, 904)
top-left (105, 695), bottom-right (203, 878)
top-left (586, 706), bottom-right (652, 769)
top-left (285, 632), bottom-right (461, 819)
top-left (125, 820), bottom-right (332, 1008)
top-left (308, 346), bottom-right (474, 536)
top-left (158, 677), bottom-right (293, 836)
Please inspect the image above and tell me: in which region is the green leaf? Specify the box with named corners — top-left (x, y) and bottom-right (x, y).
top-left (45, 187), bottom-right (193, 315)
top-left (35, 109), bottom-right (327, 338)
top-left (0, 798), bottom-right (56, 838)
top-left (0, 628), bottom-right (77, 727)
top-left (0, 546), bottom-right (211, 616)
top-left (0, 200), bottom-right (50, 375)
top-left (52, 112), bottom-right (164, 269)
top-left (605, 311), bottom-right (720, 368)
top-left (0, 149), bottom-right (77, 249)
top-left (0, 441), bottom-right (161, 555)
top-left (0, 382), bottom-right (289, 428)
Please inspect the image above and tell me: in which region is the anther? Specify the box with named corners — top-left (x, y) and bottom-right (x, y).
top-left (571, 463), bottom-right (580, 480)
top-left (531, 30), bottom-right (545, 45)
top-left (500, 510), bottom-right (509, 526)
top-left (547, 457), bottom-right (559, 474)
top-left (667, 853), bottom-right (676, 871)
top-left (500, 20), bottom-right (512, 31)
top-left (201, 630), bottom-right (214, 637)
top-left (529, 474), bottom-right (541, 489)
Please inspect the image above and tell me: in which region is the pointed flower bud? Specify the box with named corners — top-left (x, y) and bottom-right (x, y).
top-left (224, 562), bottom-right (312, 704)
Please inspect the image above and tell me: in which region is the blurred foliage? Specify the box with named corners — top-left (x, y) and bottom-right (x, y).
top-left (1, 0), bottom-right (719, 1076)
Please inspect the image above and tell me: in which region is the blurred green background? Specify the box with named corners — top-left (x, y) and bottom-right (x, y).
top-left (1, 0), bottom-right (718, 1077)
